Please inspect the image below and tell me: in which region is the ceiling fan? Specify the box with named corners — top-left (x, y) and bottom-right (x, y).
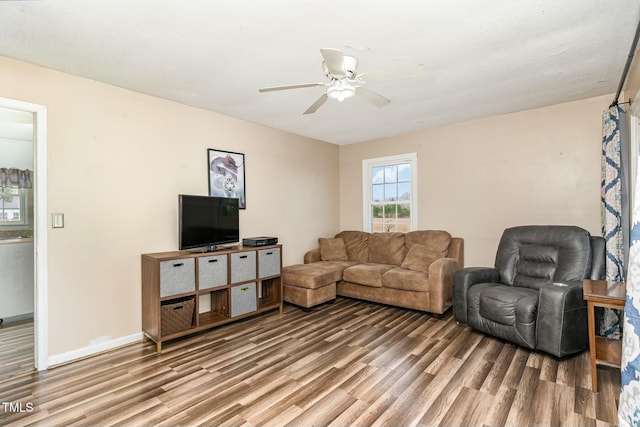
top-left (259, 49), bottom-right (427, 115)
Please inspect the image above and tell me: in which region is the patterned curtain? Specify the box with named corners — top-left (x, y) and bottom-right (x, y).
top-left (601, 105), bottom-right (628, 338)
top-left (0, 168), bottom-right (32, 189)
top-left (619, 156), bottom-right (640, 426)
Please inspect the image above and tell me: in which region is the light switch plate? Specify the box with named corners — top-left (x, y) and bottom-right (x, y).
top-left (52, 213), bottom-right (64, 228)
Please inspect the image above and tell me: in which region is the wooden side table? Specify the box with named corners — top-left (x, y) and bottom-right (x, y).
top-left (583, 279), bottom-right (626, 392)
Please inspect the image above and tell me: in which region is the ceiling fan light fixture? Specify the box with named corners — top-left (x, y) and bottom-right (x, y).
top-left (259, 48), bottom-right (425, 113)
top-left (327, 80), bottom-right (356, 102)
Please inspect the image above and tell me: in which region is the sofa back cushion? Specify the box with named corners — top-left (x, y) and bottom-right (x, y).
top-left (335, 231), bottom-right (370, 263)
top-left (405, 230), bottom-right (452, 258)
top-left (495, 225), bottom-right (593, 290)
top-left (318, 237), bottom-right (349, 261)
top-left (513, 244), bottom-right (558, 290)
top-left (368, 232), bottom-right (406, 265)
top-left (401, 244), bottom-right (441, 272)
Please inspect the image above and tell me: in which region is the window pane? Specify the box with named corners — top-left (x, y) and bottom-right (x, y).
top-left (384, 165), bottom-right (397, 183)
top-left (384, 204), bottom-right (397, 218)
top-left (384, 184), bottom-right (397, 201)
top-left (398, 203), bottom-right (410, 232)
top-left (398, 222), bottom-right (410, 232)
top-left (397, 163), bottom-right (411, 182)
top-left (0, 188), bottom-right (21, 223)
top-left (371, 204), bottom-right (384, 232)
top-left (371, 204), bottom-right (384, 219)
top-left (372, 184), bottom-right (384, 202)
top-left (398, 182), bottom-right (410, 201)
top-left (383, 223), bottom-right (397, 232)
top-left (372, 166), bottom-right (384, 184)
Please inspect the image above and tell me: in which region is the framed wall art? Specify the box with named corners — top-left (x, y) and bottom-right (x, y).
top-left (208, 149), bottom-right (246, 209)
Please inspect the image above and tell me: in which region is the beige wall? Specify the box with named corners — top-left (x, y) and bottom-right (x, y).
top-left (340, 95), bottom-right (609, 266)
top-left (0, 56), bottom-right (340, 357)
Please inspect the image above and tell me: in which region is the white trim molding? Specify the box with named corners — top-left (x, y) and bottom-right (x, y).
top-left (631, 91), bottom-right (640, 116)
top-left (0, 97), bottom-right (48, 371)
top-left (630, 93), bottom-right (640, 232)
top-left (48, 333), bottom-right (144, 367)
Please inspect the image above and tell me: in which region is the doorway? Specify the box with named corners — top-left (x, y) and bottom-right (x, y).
top-left (0, 97), bottom-right (48, 371)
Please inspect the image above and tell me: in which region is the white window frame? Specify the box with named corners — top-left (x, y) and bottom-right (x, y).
top-left (0, 187), bottom-right (29, 227)
top-left (630, 92), bottom-right (640, 215)
top-left (362, 153), bottom-right (418, 232)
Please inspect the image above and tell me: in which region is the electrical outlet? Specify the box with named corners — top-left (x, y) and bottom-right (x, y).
top-left (52, 213), bottom-right (64, 228)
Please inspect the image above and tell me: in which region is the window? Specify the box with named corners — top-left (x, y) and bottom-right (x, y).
top-left (0, 188), bottom-right (28, 226)
top-left (363, 153), bottom-right (418, 232)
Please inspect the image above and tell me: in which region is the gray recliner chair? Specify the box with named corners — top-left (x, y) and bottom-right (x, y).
top-left (453, 225), bottom-right (605, 358)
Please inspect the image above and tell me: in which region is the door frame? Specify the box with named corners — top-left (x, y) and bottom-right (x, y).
top-left (0, 97), bottom-right (48, 371)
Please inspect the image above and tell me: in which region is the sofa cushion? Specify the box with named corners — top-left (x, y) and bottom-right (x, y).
top-left (383, 267), bottom-right (429, 292)
top-left (467, 282), bottom-right (538, 349)
top-left (343, 263), bottom-right (396, 287)
top-left (282, 261), bottom-right (353, 289)
top-left (405, 230), bottom-right (452, 258)
top-left (336, 231), bottom-right (370, 263)
top-left (368, 233), bottom-right (406, 265)
top-left (478, 285), bottom-right (538, 326)
top-left (401, 243), bottom-right (440, 273)
top-left (318, 237), bottom-right (349, 261)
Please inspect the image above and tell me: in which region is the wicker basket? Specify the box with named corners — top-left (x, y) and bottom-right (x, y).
top-left (161, 297), bottom-right (195, 336)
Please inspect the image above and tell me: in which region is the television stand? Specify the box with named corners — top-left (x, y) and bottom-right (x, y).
top-left (141, 244), bottom-right (282, 353)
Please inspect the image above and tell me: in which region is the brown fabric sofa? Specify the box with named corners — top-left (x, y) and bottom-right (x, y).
top-left (286, 230), bottom-right (464, 315)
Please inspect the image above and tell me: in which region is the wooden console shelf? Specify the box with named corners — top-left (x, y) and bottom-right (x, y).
top-left (583, 279), bottom-right (625, 392)
top-left (142, 244), bottom-right (282, 352)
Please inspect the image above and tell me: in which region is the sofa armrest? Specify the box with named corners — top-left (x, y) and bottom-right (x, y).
top-left (304, 248), bottom-right (321, 264)
top-left (536, 281), bottom-right (588, 357)
top-left (447, 238), bottom-right (465, 269)
top-left (453, 267), bottom-right (500, 323)
top-left (428, 257), bottom-right (459, 314)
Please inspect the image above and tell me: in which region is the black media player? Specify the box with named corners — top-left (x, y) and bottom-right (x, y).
top-left (242, 236), bottom-right (278, 246)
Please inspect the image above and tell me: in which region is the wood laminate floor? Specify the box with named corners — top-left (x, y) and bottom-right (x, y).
top-left (0, 298), bottom-right (621, 427)
top-left (0, 320), bottom-right (34, 377)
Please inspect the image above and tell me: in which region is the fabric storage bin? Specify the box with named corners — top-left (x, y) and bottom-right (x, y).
top-left (231, 282), bottom-right (257, 317)
top-left (230, 251), bottom-right (256, 283)
top-left (198, 254), bottom-right (228, 290)
top-left (159, 258), bottom-right (195, 297)
top-left (258, 247), bottom-right (281, 278)
top-left (161, 296), bottom-right (195, 335)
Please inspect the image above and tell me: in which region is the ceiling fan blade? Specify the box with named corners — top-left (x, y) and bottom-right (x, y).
top-left (320, 48), bottom-right (346, 77)
top-left (356, 87), bottom-right (391, 108)
top-left (303, 94), bottom-right (328, 115)
top-left (359, 64), bottom-right (427, 83)
top-left (259, 82), bottom-right (325, 92)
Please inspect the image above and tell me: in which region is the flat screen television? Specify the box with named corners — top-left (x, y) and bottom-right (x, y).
top-left (179, 195), bottom-right (240, 251)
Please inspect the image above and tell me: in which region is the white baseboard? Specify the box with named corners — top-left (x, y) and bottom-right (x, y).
top-left (48, 332), bottom-right (144, 367)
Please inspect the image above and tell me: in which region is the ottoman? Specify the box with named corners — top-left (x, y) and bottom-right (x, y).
top-left (282, 262), bottom-right (344, 310)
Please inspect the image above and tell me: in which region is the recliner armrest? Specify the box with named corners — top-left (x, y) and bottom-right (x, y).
top-left (453, 267), bottom-right (500, 323)
top-left (536, 281), bottom-right (588, 357)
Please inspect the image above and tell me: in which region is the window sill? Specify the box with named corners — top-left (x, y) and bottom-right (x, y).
top-left (0, 237), bottom-right (34, 245)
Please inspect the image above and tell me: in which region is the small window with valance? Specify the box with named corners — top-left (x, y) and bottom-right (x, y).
top-left (0, 168), bottom-right (32, 226)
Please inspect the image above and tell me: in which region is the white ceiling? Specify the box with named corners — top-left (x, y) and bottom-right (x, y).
top-left (0, 1), bottom-right (639, 145)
